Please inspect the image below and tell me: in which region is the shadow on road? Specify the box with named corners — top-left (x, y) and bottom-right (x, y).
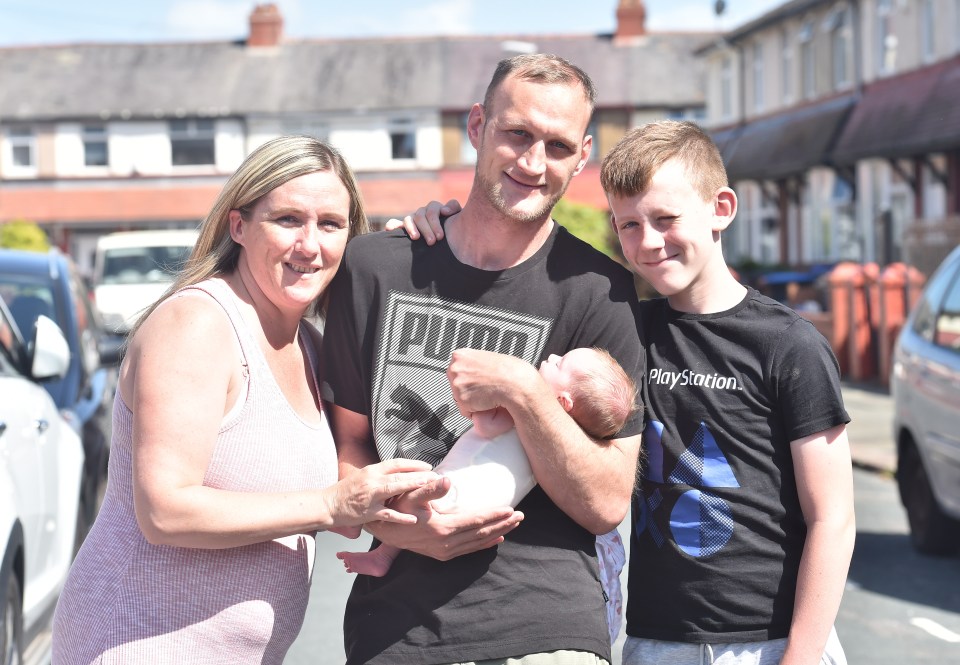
top-left (849, 530), bottom-right (960, 614)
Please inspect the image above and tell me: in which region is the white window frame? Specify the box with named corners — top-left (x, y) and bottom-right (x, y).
top-left (955, 0), bottom-right (960, 54)
top-left (720, 56), bottom-right (733, 120)
top-left (799, 20), bottom-right (815, 99)
top-left (781, 28), bottom-right (794, 104)
top-left (82, 123), bottom-right (109, 168)
top-left (5, 126), bottom-right (37, 175)
top-left (826, 7), bottom-right (851, 89)
top-left (920, 0), bottom-right (935, 62)
top-left (389, 119), bottom-right (417, 162)
top-left (752, 41), bottom-right (765, 113)
top-left (877, 0), bottom-right (896, 75)
top-left (169, 118), bottom-right (216, 167)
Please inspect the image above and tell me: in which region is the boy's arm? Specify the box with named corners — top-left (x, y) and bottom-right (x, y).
top-left (781, 423), bottom-right (856, 665)
top-left (447, 349), bottom-right (641, 535)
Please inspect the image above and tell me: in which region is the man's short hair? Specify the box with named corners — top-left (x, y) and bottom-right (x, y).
top-left (600, 120), bottom-right (728, 202)
top-left (482, 53), bottom-right (597, 117)
top-left (569, 348), bottom-right (638, 439)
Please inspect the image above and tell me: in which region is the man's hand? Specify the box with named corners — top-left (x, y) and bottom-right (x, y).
top-left (367, 474), bottom-right (524, 560)
top-left (446, 348), bottom-right (541, 417)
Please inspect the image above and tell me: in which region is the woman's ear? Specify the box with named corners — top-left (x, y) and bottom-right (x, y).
top-left (228, 209), bottom-right (245, 244)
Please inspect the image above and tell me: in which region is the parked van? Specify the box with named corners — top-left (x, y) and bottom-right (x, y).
top-left (92, 229), bottom-right (198, 334)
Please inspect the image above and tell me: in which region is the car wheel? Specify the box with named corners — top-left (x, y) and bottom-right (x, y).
top-left (898, 443), bottom-right (960, 556)
top-left (0, 573), bottom-right (23, 665)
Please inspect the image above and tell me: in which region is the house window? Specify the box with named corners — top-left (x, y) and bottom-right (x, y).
top-left (82, 124), bottom-right (109, 167)
top-left (752, 41), bottom-right (765, 113)
top-left (956, 0), bottom-right (960, 53)
top-left (827, 8), bottom-right (850, 89)
top-left (781, 29), bottom-right (793, 104)
top-left (170, 119), bottom-right (215, 166)
top-left (921, 0), bottom-right (935, 62)
top-left (720, 56), bottom-right (733, 120)
top-left (799, 20), bottom-right (815, 98)
top-left (389, 120), bottom-right (416, 160)
top-left (877, 0), bottom-right (897, 75)
top-left (8, 127), bottom-right (35, 168)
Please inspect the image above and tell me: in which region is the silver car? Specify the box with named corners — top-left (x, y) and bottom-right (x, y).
top-left (892, 244), bottom-right (960, 555)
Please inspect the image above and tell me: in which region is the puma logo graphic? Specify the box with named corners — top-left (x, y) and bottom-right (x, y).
top-left (385, 384), bottom-right (458, 446)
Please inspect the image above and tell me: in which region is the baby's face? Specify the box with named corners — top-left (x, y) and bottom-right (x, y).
top-left (538, 348), bottom-right (596, 394)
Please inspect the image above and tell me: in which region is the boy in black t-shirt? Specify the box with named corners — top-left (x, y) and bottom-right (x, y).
top-left (601, 121), bottom-right (855, 665)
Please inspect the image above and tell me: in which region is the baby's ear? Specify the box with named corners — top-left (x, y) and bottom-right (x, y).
top-left (557, 392), bottom-right (574, 414)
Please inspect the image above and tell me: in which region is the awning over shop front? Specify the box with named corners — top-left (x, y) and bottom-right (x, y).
top-left (831, 54), bottom-right (960, 164)
top-left (715, 93), bottom-right (856, 183)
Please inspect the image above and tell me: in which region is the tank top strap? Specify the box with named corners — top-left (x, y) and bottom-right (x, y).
top-left (176, 278), bottom-right (256, 375)
top-left (298, 321), bottom-right (322, 409)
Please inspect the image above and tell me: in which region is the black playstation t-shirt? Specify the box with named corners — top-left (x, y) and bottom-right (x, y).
top-left (322, 225), bottom-right (643, 664)
top-left (626, 289), bottom-right (849, 642)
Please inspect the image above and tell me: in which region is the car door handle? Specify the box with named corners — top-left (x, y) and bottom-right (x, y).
top-left (35, 419), bottom-right (50, 433)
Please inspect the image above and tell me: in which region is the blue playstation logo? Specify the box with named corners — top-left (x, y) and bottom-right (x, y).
top-left (637, 420), bottom-right (740, 558)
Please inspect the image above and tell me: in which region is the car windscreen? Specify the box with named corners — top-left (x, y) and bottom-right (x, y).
top-left (0, 276), bottom-right (59, 336)
top-left (100, 245), bottom-right (191, 285)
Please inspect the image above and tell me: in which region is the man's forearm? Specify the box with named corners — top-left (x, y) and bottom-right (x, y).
top-left (507, 383), bottom-right (640, 534)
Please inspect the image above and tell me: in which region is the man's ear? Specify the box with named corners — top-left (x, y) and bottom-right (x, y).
top-left (228, 209), bottom-right (245, 244)
top-left (713, 187), bottom-right (738, 232)
top-left (573, 134), bottom-right (593, 176)
top-left (467, 103), bottom-right (485, 150)
top-left (556, 391), bottom-right (574, 414)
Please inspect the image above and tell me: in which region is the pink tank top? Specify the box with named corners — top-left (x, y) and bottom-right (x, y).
top-left (52, 278), bottom-right (338, 664)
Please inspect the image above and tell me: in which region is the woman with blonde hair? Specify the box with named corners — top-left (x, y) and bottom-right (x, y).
top-left (52, 136), bottom-right (437, 664)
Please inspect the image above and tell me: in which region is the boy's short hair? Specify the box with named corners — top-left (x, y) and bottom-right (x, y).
top-left (600, 120), bottom-right (728, 202)
top-left (569, 348), bottom-right (639, 439)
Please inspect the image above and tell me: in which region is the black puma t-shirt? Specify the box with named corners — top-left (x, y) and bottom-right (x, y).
top-left (322, 225), bottom-right (643, 664)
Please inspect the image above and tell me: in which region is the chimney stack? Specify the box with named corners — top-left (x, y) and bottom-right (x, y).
top-left (615, 0), bottom-right (647, 42)
top-left (248, 3), bottom-right (283, 47)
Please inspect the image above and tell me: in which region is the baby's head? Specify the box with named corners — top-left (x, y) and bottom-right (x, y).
top-left (538, 347), bottom-right (638, 439)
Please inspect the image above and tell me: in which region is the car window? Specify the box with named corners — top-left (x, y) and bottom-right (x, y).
top-left (0, 305), bottom-right (24, 376)
top-left (0, 277), bottom-right (58, 335)
top-left (70, 273), bottom-right (101, 375)
top-left (101, 246), bottom-right (191, 284)
top-left (911, 256), bottom-right (960, 342)
top-left (934, 269), bottom-right (960, 352)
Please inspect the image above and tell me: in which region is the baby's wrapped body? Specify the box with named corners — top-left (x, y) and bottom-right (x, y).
top-left (430, 426), bottom-right (535, 513)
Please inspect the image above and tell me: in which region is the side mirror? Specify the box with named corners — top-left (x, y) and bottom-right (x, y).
top-left (31, 315), bottom-right (70, 381)
top-left (98, 334), bottom-right (125, 367)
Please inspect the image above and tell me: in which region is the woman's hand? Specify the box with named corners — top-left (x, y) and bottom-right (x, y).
top-left (323, 458), bottom-right (440, 527)
top-left (384, 199), bottom-right (462, 245)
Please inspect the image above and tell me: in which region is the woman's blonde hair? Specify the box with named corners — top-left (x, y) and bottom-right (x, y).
top-left (131, 135), bottom-right (368, 335)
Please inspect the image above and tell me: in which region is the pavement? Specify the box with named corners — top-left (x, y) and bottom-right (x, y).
top-left (842, 381), bottom-right (897, 476)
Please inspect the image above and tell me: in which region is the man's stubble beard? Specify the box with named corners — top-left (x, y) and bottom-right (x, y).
top-left (474, 166), bottom-right (571, 225)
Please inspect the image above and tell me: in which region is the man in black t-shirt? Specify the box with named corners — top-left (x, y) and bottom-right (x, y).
top-left (322, 54), bottom-right (643, 664)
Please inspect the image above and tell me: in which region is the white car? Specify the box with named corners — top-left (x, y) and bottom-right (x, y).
top-left (1, 299), bottom-right (84, 664)
top-left (92, 229), bottom-right (198, 334)
top-left (892, 244), bottom-right (960, 555)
